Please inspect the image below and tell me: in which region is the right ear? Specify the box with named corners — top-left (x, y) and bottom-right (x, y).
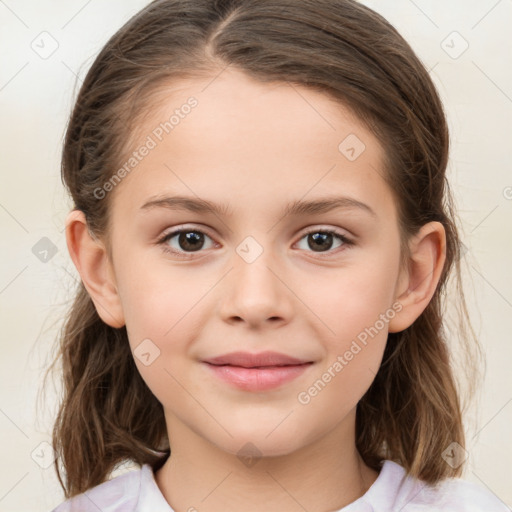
top-left (65, 209), bottom-right (125, 328)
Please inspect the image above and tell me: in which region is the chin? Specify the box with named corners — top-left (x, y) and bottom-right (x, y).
top-left (212, 424), bottom-right (307, 460)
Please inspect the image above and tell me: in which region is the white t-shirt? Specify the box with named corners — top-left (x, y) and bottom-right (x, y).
top-left (51, 459), bottom-right (509, 511)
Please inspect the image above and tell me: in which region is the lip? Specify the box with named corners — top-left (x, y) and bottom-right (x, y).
top-left (202, 351), bottom-right (314, 391)
top-left (204, 350), bottom-right (312, 367)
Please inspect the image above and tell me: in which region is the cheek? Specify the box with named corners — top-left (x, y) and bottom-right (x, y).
top-left (116, 260), bottom-right (211, 401)
top-left (296, 337), bottom-right (386, 431)
top-left (295, 250), bottom-right (398, 401)
top-left (118, 257), bottom-right (209, 342)
top-left (292, 283), bottom-right (390, 445)
top-left (300, 252), bottom-right (400, 342)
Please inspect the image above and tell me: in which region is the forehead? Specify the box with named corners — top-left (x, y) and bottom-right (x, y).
top-left (109, 68), bottom-right (395, 222)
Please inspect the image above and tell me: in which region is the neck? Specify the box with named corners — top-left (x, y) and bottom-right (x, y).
top-left (154, 409), bottom-right (380, 512)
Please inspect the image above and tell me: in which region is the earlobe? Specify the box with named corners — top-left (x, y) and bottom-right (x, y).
top-left (388, 222), bottom-right (446, 333)
top-left (65, 209), bottom-right (125, 328)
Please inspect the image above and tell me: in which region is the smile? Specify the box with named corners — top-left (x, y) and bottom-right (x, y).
top-left (203, 362), bottom-right (314, 392)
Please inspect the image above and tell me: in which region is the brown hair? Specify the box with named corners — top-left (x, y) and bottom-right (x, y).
top-left (45, 0), bottom-right (481, 498)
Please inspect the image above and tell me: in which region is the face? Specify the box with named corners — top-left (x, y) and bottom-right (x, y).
top-left (106, 68), bottom-right (405, 457)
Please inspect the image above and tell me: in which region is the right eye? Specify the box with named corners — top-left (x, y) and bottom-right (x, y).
top-left (157, 227), bottom-right (216, 257)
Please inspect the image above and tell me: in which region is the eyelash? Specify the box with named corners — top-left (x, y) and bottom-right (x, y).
top-left (156, 226), bottom-right (354, 259)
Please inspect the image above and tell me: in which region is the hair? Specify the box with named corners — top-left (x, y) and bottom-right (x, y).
top-left (45, 0), bottom-right (481, 499)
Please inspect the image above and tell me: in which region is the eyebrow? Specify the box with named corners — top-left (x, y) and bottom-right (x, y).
top-left (140, 194), bottom-right (377, 218)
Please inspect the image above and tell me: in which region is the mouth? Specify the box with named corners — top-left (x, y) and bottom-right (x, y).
top-left (203, 350), bottom-right (313, 368)
top-left (205, 361), bottom-right (314, 370)
top-left (203, 360), bottom-right (314, 392)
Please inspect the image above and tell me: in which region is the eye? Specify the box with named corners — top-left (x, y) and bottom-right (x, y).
top-left (295, 228), bottom-right (353, 254)
top-left (157, 226), bottom-right (354, 259)
top-left (157, 227), bottom-right (216, 257)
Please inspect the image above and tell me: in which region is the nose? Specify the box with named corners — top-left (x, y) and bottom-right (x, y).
top-left (219, 240), bottom-right (294, 328)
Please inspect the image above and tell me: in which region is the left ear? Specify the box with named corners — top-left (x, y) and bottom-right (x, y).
top-left (388, 221), bottom-right (446, 333)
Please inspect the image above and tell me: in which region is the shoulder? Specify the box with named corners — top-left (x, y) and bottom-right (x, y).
top-left (365, 460), bottom-right (509, 512)
top-left (420, 476), bottom-right (510, 511)
top-left (51, 465), bottom-right (144, 512)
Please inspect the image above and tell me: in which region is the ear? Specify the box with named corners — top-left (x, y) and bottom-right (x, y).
top-left (388, 221), bottom-right (446, 333)
top-left (65, 209), bottom-right (125, 328)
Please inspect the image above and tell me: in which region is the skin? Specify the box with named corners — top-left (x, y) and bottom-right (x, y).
top-left (66, 67), bottom-right (446, 512)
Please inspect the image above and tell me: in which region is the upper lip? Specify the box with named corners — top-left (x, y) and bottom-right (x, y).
top-left (204, 351), bottom-right (313, 368)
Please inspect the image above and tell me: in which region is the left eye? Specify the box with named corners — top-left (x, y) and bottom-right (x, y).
top-left (295, 229), bottom-right (353, 253)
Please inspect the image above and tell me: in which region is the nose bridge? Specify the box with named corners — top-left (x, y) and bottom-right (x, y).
top-left (221, 233), bottom-right (292, 324)
top-left (234, 233), bottom-right (280, 295)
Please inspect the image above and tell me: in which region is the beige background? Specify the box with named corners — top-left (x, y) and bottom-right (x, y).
top-left (0, 0), bottom-right (511, 510)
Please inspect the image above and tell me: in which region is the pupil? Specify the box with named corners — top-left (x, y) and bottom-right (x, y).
top-left (309, 232), bottom-right (332, 252)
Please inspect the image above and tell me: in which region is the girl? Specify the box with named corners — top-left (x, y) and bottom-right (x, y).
top-left (48, 0), bottom-right (508, 510)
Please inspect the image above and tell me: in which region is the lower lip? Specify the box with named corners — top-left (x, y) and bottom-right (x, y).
top-left (204, 362), bottom-right (313, 391)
